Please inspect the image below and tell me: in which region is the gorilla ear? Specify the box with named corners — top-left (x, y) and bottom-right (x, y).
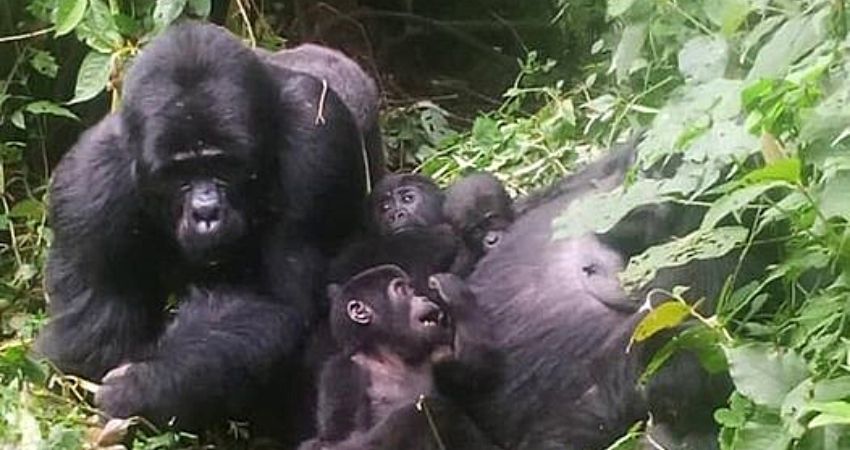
top-left (346, 300), bottom-right (373, 325)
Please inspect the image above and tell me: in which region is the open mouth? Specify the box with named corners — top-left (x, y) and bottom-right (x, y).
top-left (418, 304), bottom-right (447, 327)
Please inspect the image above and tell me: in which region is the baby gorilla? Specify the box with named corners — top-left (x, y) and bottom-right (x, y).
top-left (299, 266), bottom-right (498, 450)
top-left (329, 174), bottom-right (458, 292)
top-left (443, 172), bottom-right (514, 276)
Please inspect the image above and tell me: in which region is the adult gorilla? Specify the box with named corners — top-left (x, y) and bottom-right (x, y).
top-left (38, 22), bottom-right (374, 430)
top-left (451, 146), bottom-right (735, 449)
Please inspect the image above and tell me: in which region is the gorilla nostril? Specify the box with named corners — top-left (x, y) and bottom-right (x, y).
top-left (392, 211), bottom-right (407, 223)
top-left (192, 205), bottom-right (220, 224)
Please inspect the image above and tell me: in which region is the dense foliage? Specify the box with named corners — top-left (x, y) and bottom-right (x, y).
top-left (0, 0), bottom-right (848, 448)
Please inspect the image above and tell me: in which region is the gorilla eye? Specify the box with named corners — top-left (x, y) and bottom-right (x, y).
top-left (380, 201), bottom-right (391, 212)
top-left (401, 193), bottom-right (415, 204)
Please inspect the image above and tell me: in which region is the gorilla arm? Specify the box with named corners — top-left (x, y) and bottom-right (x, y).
top-left (429, 274), bottom-right (502, 397)
top-left (38, 115), bottom-right (166, 380)
top-left (95, 286), bottom-right (304, 428)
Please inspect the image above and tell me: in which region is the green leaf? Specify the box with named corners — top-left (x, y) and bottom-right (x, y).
top-left (55, 0), bottom-right (89, 36)
top-left (29, 49), bottom-right (59, 78)
top-left (553, 179), bottom-right (665, 240)
top-left (153, 0), bottom-right (188, 30)
top-left (701, 180), bottom-right (789, 230)
top-left (704, 0), bottom-right (752, 35)
top-left (608, 0), bottom-right (640, 18)
top-left (612, 21), bottom-right (647, 84)
top-left (9, 199), bottom-right (45, 220)
top-left (807, 402), bottom-right (850, 428)
top-left (631, 301), bottom-right (691, 343)
top-left (678, 35), bottom-right (729, 83)
top-left (68, 51), bottom-right (111, 105)
top-left (11, 110), bottom-right (26, 129)
top-left (741, 158), bottom-right (801, 185)
top-left (726, 343), bottom-right (809, 408)
top-left (727, 422), bottom-right (793, 450)
top-left (817, 170), bottom-right (850, 221)
top-left (621, 226), bottom-right (749, 291)
top-left (747, 9), bottom-right (830, 81)
top-left (23, 101), bottom-right (79, 120)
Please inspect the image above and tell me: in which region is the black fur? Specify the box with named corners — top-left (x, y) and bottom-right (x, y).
top-left (261, 43), bottom-right (385, 185)
top-left (330, 173), bottom-right (458, 293)
top-left (443, 172), bottom-right (514, 276)
top-left (300, 266), bottom-right (497, 450)
top-left (453, 142), bottom-right (742, 449)
top-left (38, 21), bottom-right (374, 433)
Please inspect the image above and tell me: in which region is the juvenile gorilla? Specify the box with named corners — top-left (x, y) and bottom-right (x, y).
top-left (300, 265), bottom-right (498, 450)
top-left (38, 22), bottom-right (372, 430)
top-left (443, 172), bottom-right (514, 276)
top-left (329, 174), bottom-right (459, 292)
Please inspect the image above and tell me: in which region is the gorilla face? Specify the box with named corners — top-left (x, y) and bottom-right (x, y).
top-left (137, 149), bottom-right (259, 263)
top-left (122, 30), bottom-right (279, 264)
top-left (330, 265), bottom-right (452, 362)
top-left (370, 174), bottom-right (445, 236)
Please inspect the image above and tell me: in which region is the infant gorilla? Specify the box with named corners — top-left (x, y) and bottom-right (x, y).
top-left (299, 265), bottom-right (499, 450)
top-left (443, 172), bottom-right (514, 276)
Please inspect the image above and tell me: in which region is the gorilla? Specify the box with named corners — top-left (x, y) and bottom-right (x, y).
top-left (446, 143), bottom-right (739, 449)
top-left (260, 44), bottom-right (384, 185)
top-left (300, 265), bottom-right (498, 450)
top-left (37, 21), bottom-right (377, 432)
top-left (443, 172), bottom-right (514, 276)
top-left (329, 173), bottom-right (459, 293)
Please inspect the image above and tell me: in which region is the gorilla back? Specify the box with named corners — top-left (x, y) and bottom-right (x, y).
top-left (39, 21), bottom-right (372, 433)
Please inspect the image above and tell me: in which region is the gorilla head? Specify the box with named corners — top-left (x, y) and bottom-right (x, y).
top-left (444, 172), bottom-right (513, 255)
top-left (369, 174), bottom-right (445, 236)
top-left (328, 264), bottom-right (451, 363)
top-left (122, 23), bottom-right (279, 263)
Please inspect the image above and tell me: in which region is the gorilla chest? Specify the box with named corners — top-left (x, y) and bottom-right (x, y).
top-left (356, 357), bottom-right (434, 423)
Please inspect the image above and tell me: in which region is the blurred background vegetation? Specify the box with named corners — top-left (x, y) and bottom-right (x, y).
top-left (1, 0), bottom-right (849, 448)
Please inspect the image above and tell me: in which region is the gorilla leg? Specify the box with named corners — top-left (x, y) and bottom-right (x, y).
top-left (96, 286), bottom-right (304, 429)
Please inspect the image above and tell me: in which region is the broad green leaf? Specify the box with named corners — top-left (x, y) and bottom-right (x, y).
top-left (726, 343), bottom-right (809, 408)
top-left (23, 101), bottom-right (79, 120)
top-left (9, 199), bottom-right (44, 220)
top-left (76, 0), bottom-right (123, 50)
top-left (741, 158), bottom-right (801, 185)
top-left (55, 0), bottom-right (88, 36)
top-left (621, 226), bottom-right (749, 291)
top-left (553, 178), bottom-right (665, 240)
top-left (800, 80), bottom-right (850, 145)
top-left (631, 301), bottom-right (691, 343)
top-left (11, 110), bottom-right (25, 129)
top-left (747, 9), bottom-right (829, 81)
top-left (186, 0), bottom-right (211, 17)
top-left (806, 402), bottom-right (850, 428)
top-left (704, 0), bottom-right (752, 35)
top-left (701, 180), bottom-right (789, 230)
top-left (612, 21), bottom-right (647, 84)
top-left (153, 0), bottom-right (188, 30)
top-left (684, 120), bottom-right (759, 164)
top-left (817, 170), bottom-right (850, 221)
top-left (638, 79), bottom-right (744, 169)
top-left (69, 51), bottom-right (111, 105)
top-left (678, 35), bottom-right (729, 83)
top-left (727, 422), bottom-right (793, 450)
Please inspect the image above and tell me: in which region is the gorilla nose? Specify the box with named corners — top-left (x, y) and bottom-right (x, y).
top-left (392, 210), bottom-right (407, 223)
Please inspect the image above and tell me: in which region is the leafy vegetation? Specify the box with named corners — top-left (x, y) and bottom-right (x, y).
top-left (1, 0), bottom-right (849, 448)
